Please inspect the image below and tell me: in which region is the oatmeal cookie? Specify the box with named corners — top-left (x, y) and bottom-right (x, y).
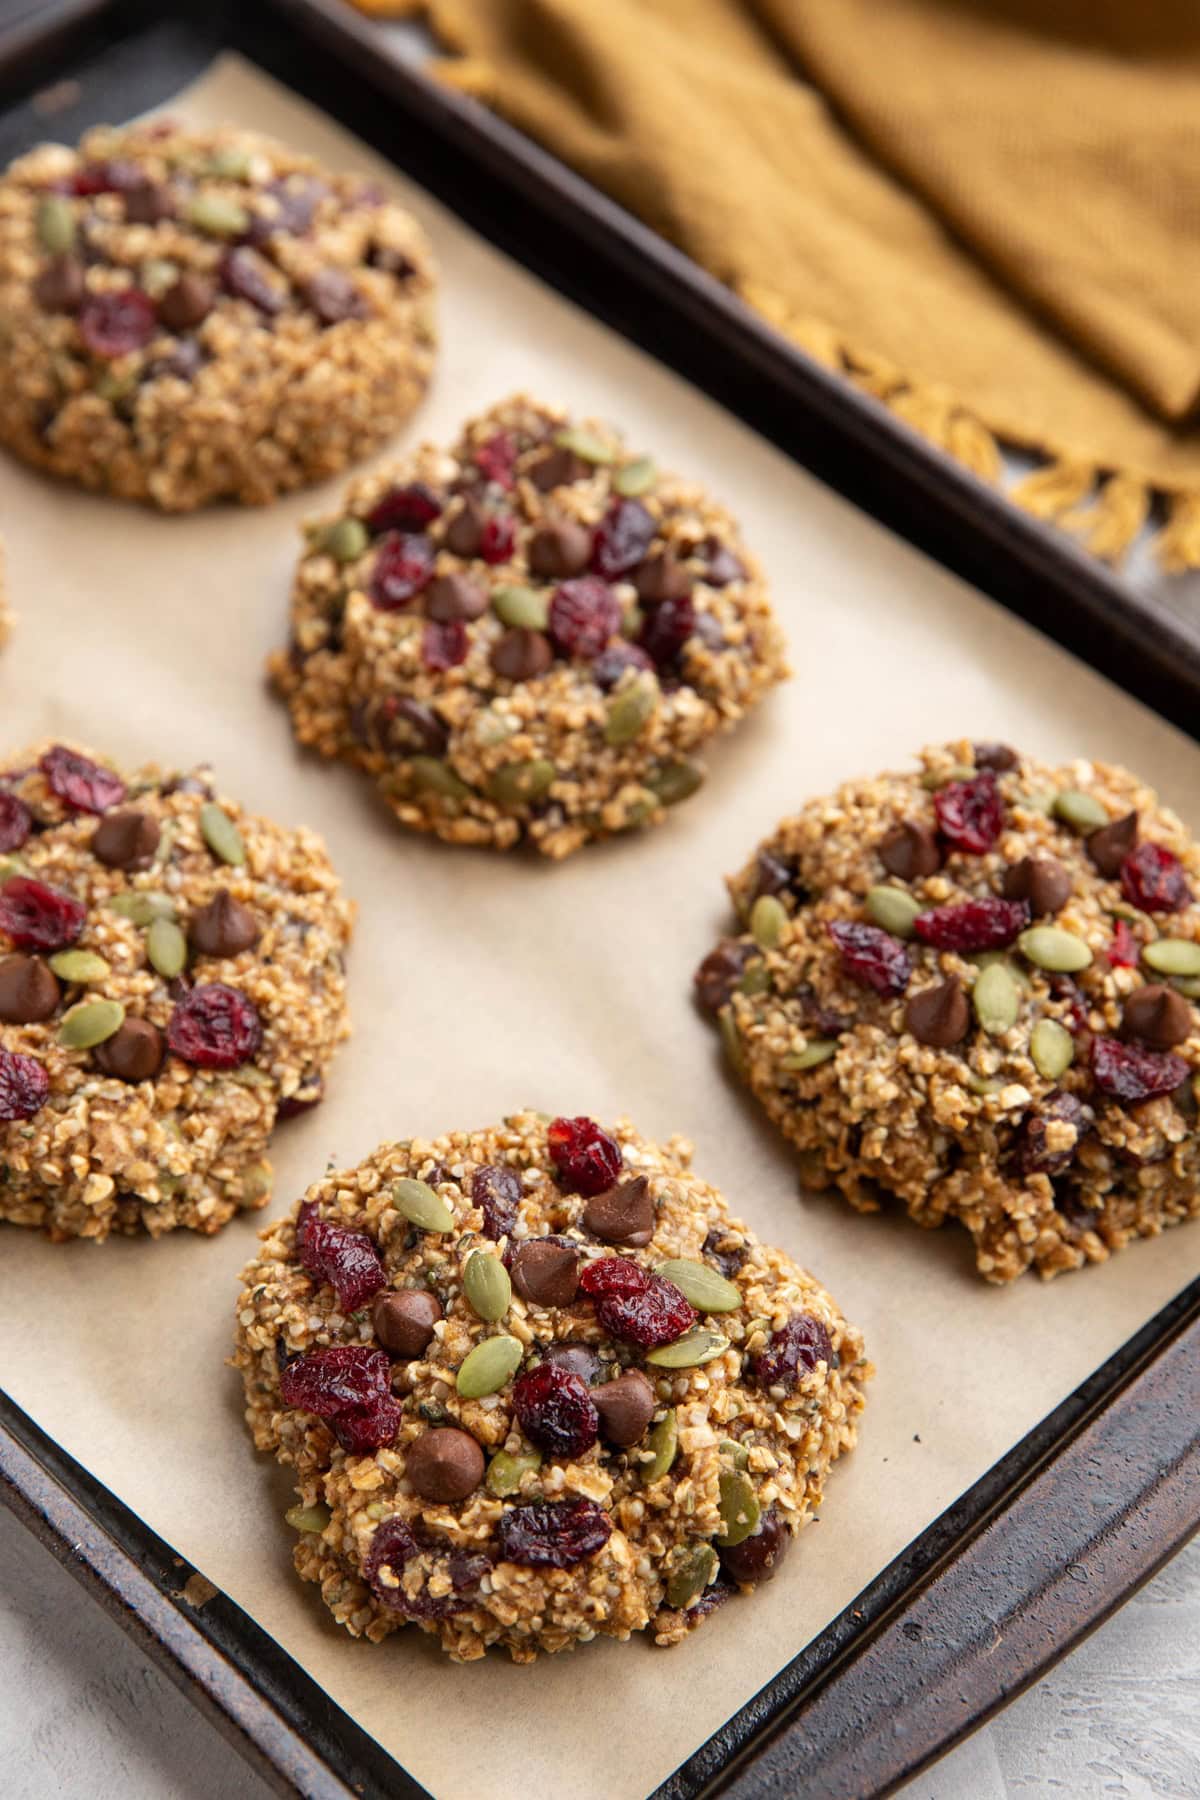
top-left (0, 741), bottom-right (353, 1240)
top-left (0, 123), bottom-right (435, 509)
top-left (697, 740), bottom-right (1200, 1283)
top-left (270, 394), bottom-right (787, 857)
top-left (234, 1112), bottom-right (867, 1662)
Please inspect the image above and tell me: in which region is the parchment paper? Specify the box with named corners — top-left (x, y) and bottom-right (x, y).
top-left (0, 57), bottom-right (1197, 1800)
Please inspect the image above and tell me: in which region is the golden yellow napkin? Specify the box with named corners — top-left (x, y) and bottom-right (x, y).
top-left (364, 0), bottom-right (1200, 566)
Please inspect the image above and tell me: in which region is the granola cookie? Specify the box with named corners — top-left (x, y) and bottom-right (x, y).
top-left (271, 395), bottom-right (787, 857)
top-left (234, 1112), bottom-right (867, 1662)
top-left (0, 123), bottom-right (435, 509)
top-left (697, 740), bottom-right (1200, 1284)
top-left (0, 742), bottom-right (354, 1240)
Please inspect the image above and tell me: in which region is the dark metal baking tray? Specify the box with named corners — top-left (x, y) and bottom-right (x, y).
top-left (0, 3), bottom-right (1196, 1796)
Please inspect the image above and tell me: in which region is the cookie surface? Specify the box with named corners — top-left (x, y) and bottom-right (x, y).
top-left (0, 742), bottom-right (353, 1240)
top-left (272, 395), bottom-right (787, 857)
top-left (698, 740), bottom-right (1200, 1283)
top-left (0, 124), bottom-right (435, 509)
top-left (234, 1112), bottom-right (867, 1662)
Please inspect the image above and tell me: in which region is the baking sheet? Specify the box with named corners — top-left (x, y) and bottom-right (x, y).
top-left (0, 54), bottom-right (1197, 1800)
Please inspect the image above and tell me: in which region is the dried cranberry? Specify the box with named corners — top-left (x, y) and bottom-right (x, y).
top-left (1090, 1035), bottom-right (1189, 1104)
top-left (369, 533), bottom-right (435, 610)
top-left (297, 1209), bottom-right (386, 1314)
top-left (72, 158), bottom-right (142, 195)
top-left (0, 876), bottom-right (85, 952)
top-left (934, 772), bottom-right (1003, 854)
top-left (332, 1395), bottom-right (404, 1454)
top-left (497, 1498), bottom-right (612, 1568)
top-left (39, 744), bottom-right (126, 814)
top-left (828, 919), bottom-right (911, 996)
top-left (365, 482), bottom-right (442, 535)
top-left (1048, 974), bottom-right (1089, 1034)
top-left (591, 498), bottom-right (656, 580)
top-left (547, 1115), bottom-right (622, 1194)
top-left (1109, 920), bottom-right (1140, 968)
top-left (0, 793), bottom-right (32, 853)
top-left (166, 982), bottom-right (262, 1069)
top-left (220, 247), bottom-right (285, 314)
top-left (702, 1227), bottom-right (746, 1280)
top-left (578, 1256), bottom-right (695, 1348)
top-left (752, 1314), bottom-right (834, 1392)
top-left (1120, 842), bottom-right (1191, 914)
top-left (1012, 1092), bottom-right (1091, 1176)
top-left (303, 269), bottom-right (367, 326)
top-left (422, 619), bottom-right (469, 670)
top-left (591, 643), bottom-right (654, 690)
top-left (473, 431), bottom-right (517, 489)
top-left (913, 897), bottom-right (1029, 953)
top-left (77, 289), bottom-right (157, 358)
top-left (512, 1363), bottom-right (599, 1460)
top-left (701, 537), bottom-right (745, 587)
top-left (548, 578), bottom-right (621, 659)
top-left (473, 1163), bottom-right (521, 1239)
top-left (479, 512), bottom-right (516, 564)
top-left (720, 1508), bottom-right (789, 1585)
top-left (365, 1518), bottom-right (488, 1615)
top-left (0, 1048), bottom-right (49, 1121)
top-left (280, 1342), bottom-right (392, 1414)
top-left (639, 593), bottom-right (696, 668)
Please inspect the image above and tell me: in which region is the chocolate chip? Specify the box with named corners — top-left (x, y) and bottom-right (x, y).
top-left (904, 978), bottom-right (969, 1047)
top-left (372, 1288), bottom-right (442, 1358)
top-left (752, 849), bottom-right (801, 902)
top-left (404, 1427), bottom-right (484, 1502)
top-left (700, 536), bottom-right (745, 587)
top-left (374, 695), bottom-right (449, 755)
top-left (878, 820), bottom-right (940, 881)
top-left (0, 954), bottom-right (60, 1023)
top-left (633, 553), bottom-right (692, 604)
top-left (528, 520), bottom-right (591, 578)
top-left (94, 1017), bottom-right (163, 1082)
top-left (303, 269), bottom-right (368, 325)
top-left (694, 940), bottom-right (754, 1014)
top-left (425, 572), bottom-right (488, 622)
top-left (702, 1227), bottom-right (746, 1279)
top-left (34, 254), bottom-right (85, 314)
top-left (91, 808), bottom-right (161, 870)
top-left (973, 743), bottom-right (1018, 773)
top-left (541, 1340), bottom-right (601, 1385)
top-left (367, 242), bottom-right (415, 279)
top-left (444, 497), bottom-right (485, 558)
top-left (1087, 811), bottom-right (1138, 879)
top-left (591, 1370), bottom-right (656, 1447)
top-left (123, 181), bottom-right (173, 224)
top-left (490, 627), bottom-right (553, 681)
top-left (1002, 855), bottom-right (1071, 916)
top-left (158, 272), bottom-right (214, 332)
top-left (510, 1239), bottom-right (579, 1308)
top-left (582, 1175), bottom-right (654, 1246)
top-left (528, 446), bottom-right (591, 491)
top-left (1121, 983), bottom-right (1192, 1049)
top-left (188, 891), bottom-right (260, 958)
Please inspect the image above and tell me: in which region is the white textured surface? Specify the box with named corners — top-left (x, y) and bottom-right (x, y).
top-left (1, 1503), bottom-right (1195, 1799)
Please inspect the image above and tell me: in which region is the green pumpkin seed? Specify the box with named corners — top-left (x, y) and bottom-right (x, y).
top-left (473, 708), bottom-right (520, 749)
top-left (1171, 974), bottom-right (1200, 999)
top-left (781, 1038), bottom-right (837, 1071)
top-left (36, 195), bottom-right (75, 255)
top-left (717, 1006), bottom-right (745, 1077)
top-left (865, 885), bottom-right (921, 939)
top-left (320, 517), bottom-right (368, 563)
top-left (972, 949), bottom-right (1032, 989)
top-left (654, 1258), bottom-right (741, 1313)
top-left (1052, 789), bottom-right (1109, 834)
top-left (1022, 789), bottom-right (1056, 816)
top-left (750, 894), bottom-right (787, 950)
top-left (140, 257), bottom-right (179, 299)
top-left (186, 192), bottom-right (249, 237)
top-left (0, 856), bottom-right (29, 882)
top-left (604, 675), bottom-right (659, 746)
top-left (486, 1448), bottom-right (542, 1497)
top-left (242, 1161), bottom-right (273, 1203)
top-left (554, 425), bottom-right (614, 464)
top-left (641, 1409), bottom-right (678, 1483)
top-left (620, 795), bottom-right (657, 832)
top-left (48, 949), bottom-right (110, 984)
top-left (487, 759), bottom-right (556, 807)
top-left (966, 1071), bottom-right (1003, 1096)
top-left (972, 961), bottom-right (1020, 1035)
top-left (645, 1328), bottom-right (729, 1368)
top-left (284, 1502), bottom-right (331, 1533)
top-left (146, 916), bottom-right (187, 979)
top-left (199, 803), bottom-right (245, 867)
top-left (1030, 1018), bottom-right (1074, 1080)
top-left (491, 584), bottom-right (549, 630)
top-left (59, 998), bottom-right (124, 1049)
top-left (463, 1250), bottom-right (511, 1322)
top-left (715, 1467), bottom-right (760, 1547)
top-left (647, 760), bottom-right (703, 806)
top-left (409, 757), bottom-right (473, 803)
top-left (737, 960), bottom-right (771, 997)
top-left (393, 1177), bottom-right (455, 1234)
top-left (613, 456), bottom-right (657, 497)
top-left (719, 1439), bottom-right (750, 1469)
top-left (456, 1334), bottom-right (523, 1399)
top-left (207, 145), bottom-right (253, 179)
top-left (1018, 926), bottom-right (1093, 973)
top-left (1142, 937), bottom-right (1200, 978)
top-left (665, 1542), bottom-right (717, 1610)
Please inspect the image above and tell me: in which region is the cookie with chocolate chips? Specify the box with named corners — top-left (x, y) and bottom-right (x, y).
top-left (233, 1111), bottom-right (867, 1662)
top-left (271, 394), bottom-right (788, 858)
top-left (0, 741), bottom-right (354, 1241)
top-left (698, 740), bottom-right (1200, 1283)
top-left (0, 123), bottom-right (435, 509)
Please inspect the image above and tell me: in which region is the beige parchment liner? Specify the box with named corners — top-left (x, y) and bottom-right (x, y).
top-left (1, 56), bottom-right (1198, 1800)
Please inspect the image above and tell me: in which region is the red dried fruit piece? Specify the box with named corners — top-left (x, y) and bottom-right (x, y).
top-left (0, 1048), bottom-right (49, 1121)
top-left (496, 1498), bottom-right (612, 1568)
top-left (77, 288), bottom-right (157, 358)
top-left (472, 1163), bottom-right (521, 1239)
top-left (479, 511), bottom-right (516, 564)
top-left (934, 772), bottom-right (1003, 854)
top-left (1120, 842), bottom-right (1192, 914)
top-left (752, 1313), bottom-right (834, 1392)
top-left (512, 1363), bottom-right (599, 1460)
top-left (579, 1255), bottom-right (696, 1348)
top-left (1090, 1035), bottom-right (1189, 1104)
top-left (591, 643), bottom-right (655, 690)
top-left (296, 1207), bottom-right (387, 1314)
top-left (71, 159), bottom-right (142, 195)
top-left (473, 430), bottom-right (517, 489)
top-left (332, 1394), bottom-right (404, 1454)
top-left (547, 1115), bottom-right (622, 1194)
top-left (0, 793), bottom-right (32, 853)
top-left (365, 1517), bottom-right (490, 1614)
top-left (591, 498), bottom-right (656, 580)
top-left (828, 919), bottom-right (911, 996)
top-left (1109, 920), bottom-right (1140, 968)
top-left (639, 593), bottom-right (696, 668)
top-left (365, 482), bottom-right (442, 535)
top-left (0, 876), bottom-right (86, 952)
top-left (548, 578), bottom-right (621, 659)
top-left (369, 533), bottom-right (435, 611)
top-left (39, 744), bottom-right (126, 814)
top-left (422, 619), bottom-right (469, 671)
top-left (1012, 1092), bottom-right (1092, 1177)
top-left (279, 1343), bottom-right (392, 1414)
top-left (220, 247), bottom-right (285, 314)
top-left (912, 896), bottom-right (1030, 953)
top-left (166, 982), bottom-right (262, 1069)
